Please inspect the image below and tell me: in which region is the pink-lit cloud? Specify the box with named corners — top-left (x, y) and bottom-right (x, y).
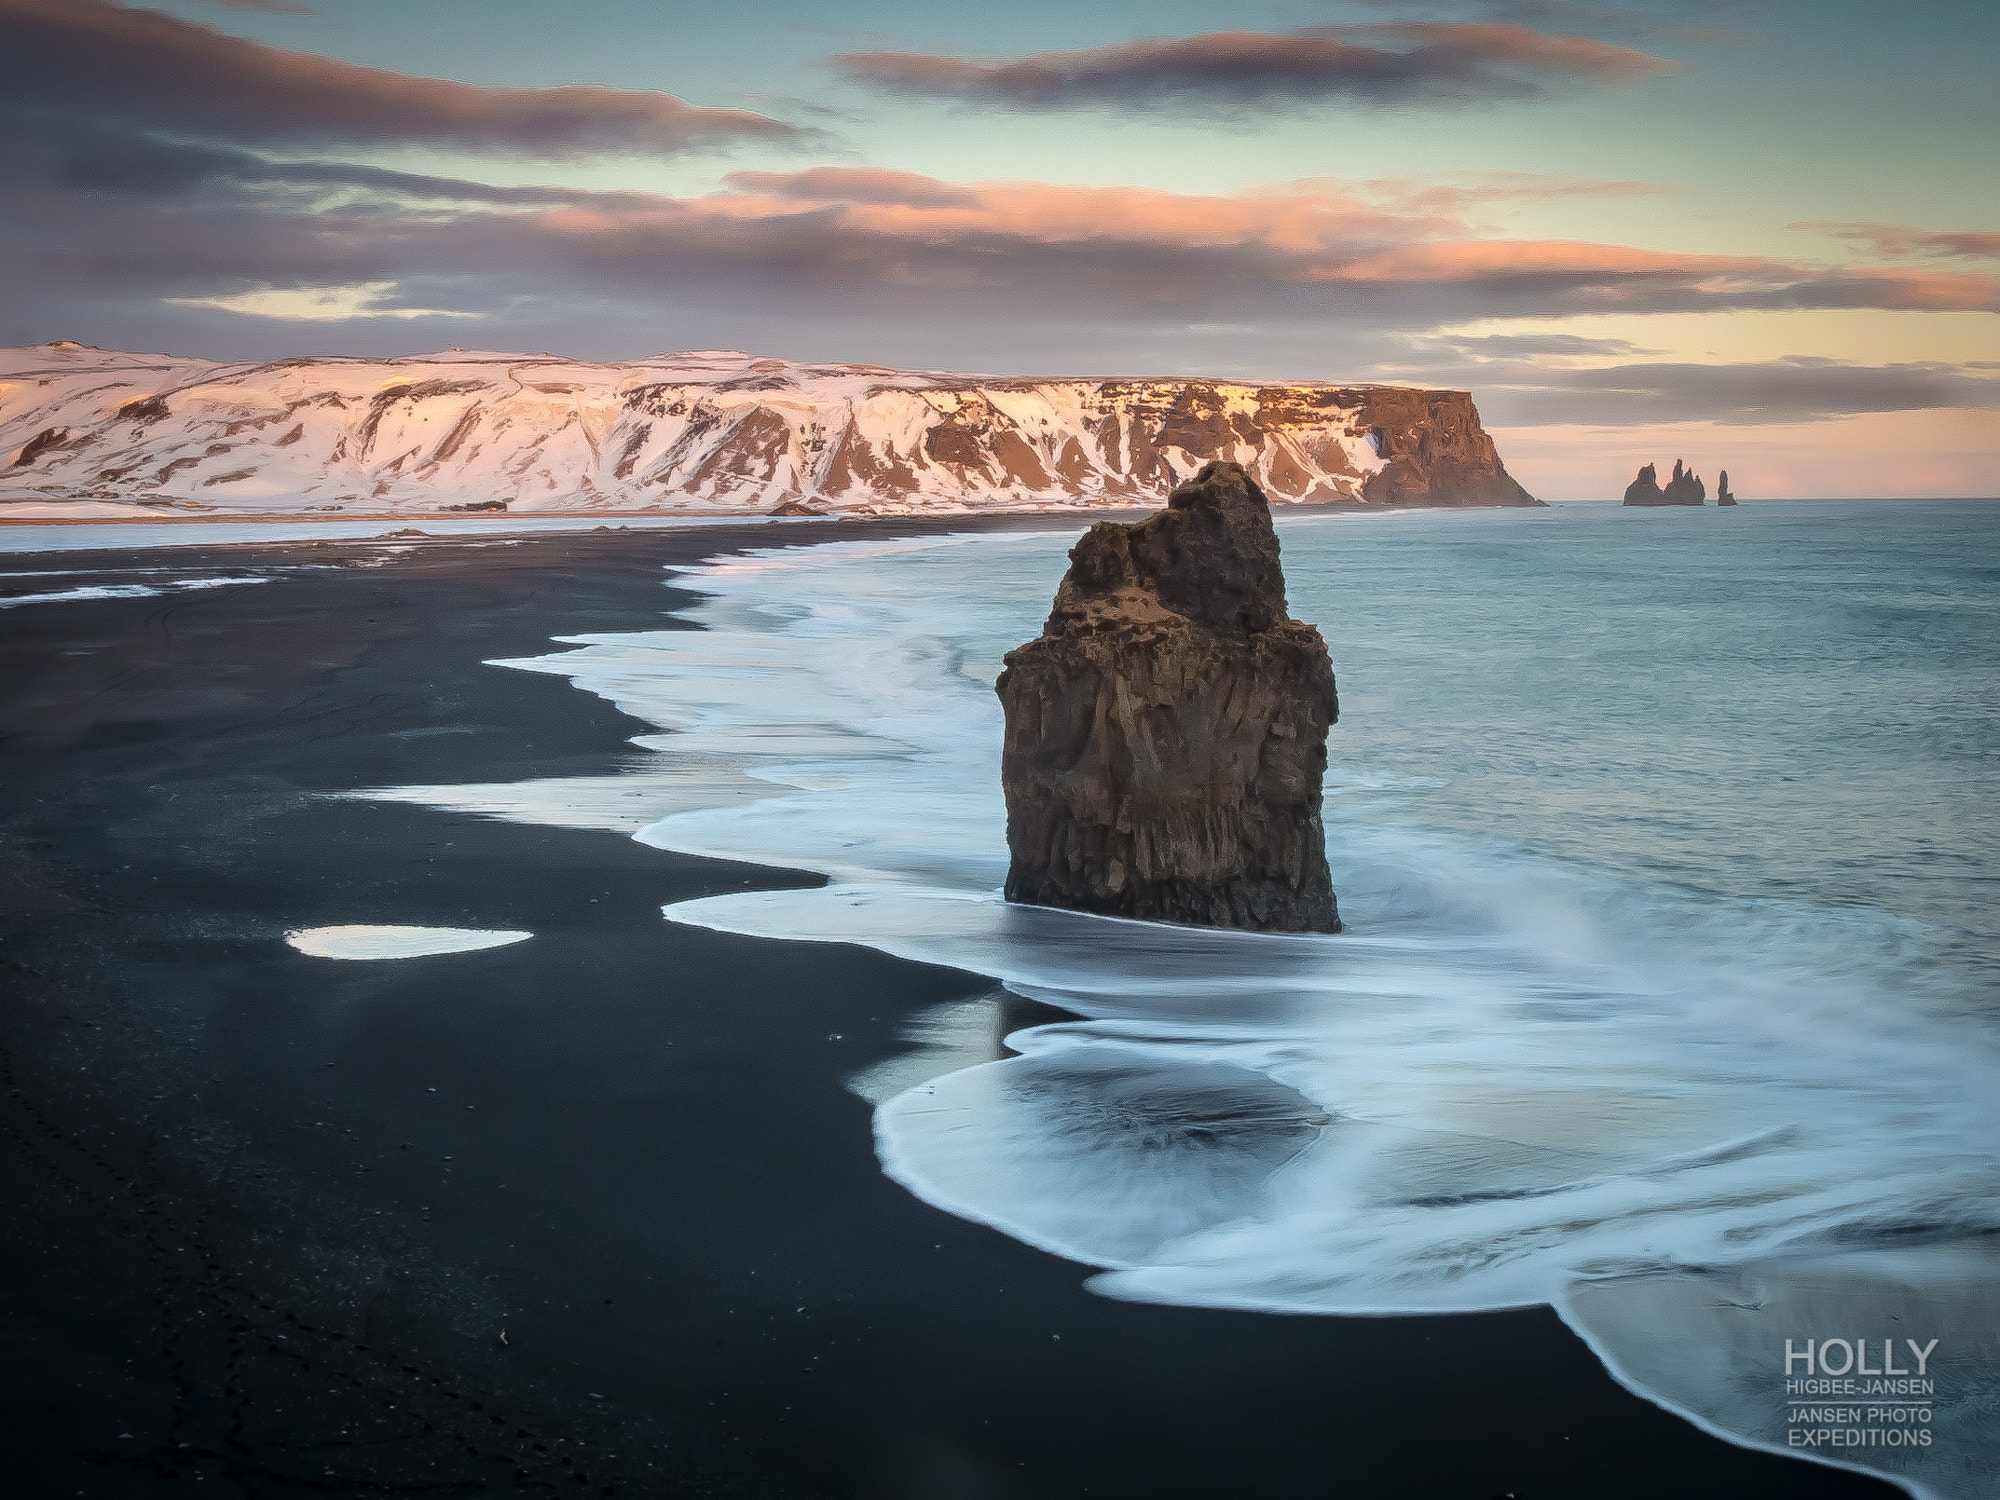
top-left (1793, 221), bottom-right (2000, 262)
top-left (9, 142), bottom-right (1997, 325)
top-left (3, 130), bottom-right (1993, 439)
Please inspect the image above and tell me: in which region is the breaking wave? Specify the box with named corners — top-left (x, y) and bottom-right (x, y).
top-left (381, 509), bottom-right (2000, 1498)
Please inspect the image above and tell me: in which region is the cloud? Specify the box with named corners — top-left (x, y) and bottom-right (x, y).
top-left (1439, 356), bottom-right (2000, 426)
top-left (1793, 221), bottom-right (2000, 262)
top-left (1348, 0), bottom-right (1761, 48)
top-left (0, 0), bottom-right (800, 157)
top-left (721, 167), bottom-right (978, 209)
top-left (1372, 171), bottom-right (1674, 206)
top-left (831, 23), bottom-right (1677, 116)
top-left (17, 115), bottom-right (667, 209)
top-left (166, 280), bottom-right (477, 321)
top-left (4, 128), bottom-right (1994, 419)
top-left (1346, 171), bottom-right (1675, 233)
top-left (5, 137), bottom-right (1994, 336)
top-left (190, 0), bottom-right (313, 14)
top-left (1427, 331), bottom-right (1654, 357)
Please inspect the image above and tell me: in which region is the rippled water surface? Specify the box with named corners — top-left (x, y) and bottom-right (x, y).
top-left (1304, 499), bottom-right (2000, 973)
top-left (378, 498), bottom-right (2000, 1499)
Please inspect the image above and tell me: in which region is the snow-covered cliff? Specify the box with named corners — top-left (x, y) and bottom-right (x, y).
top-left (2, 343), bottom-right (1536, 518)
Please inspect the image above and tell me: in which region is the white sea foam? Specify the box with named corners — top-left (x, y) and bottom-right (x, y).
top-left (1559, 1248), bottom-right (2000, 1500)
top-left (285, 924), bottom-right (532, 960)
top-left (0, 575), bottom-right (273, 606)
top-left (353, 752), bottom-right (785, 833)
top-left (376, 524), bottom-right (1998, 1498)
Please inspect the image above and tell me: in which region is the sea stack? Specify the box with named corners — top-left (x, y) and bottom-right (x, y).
top-left (1623, 462), bottom-right (1666, 505)
top-left (1717, 470), bottom-right (1737, 505)
top-left (1662, 459), bottom-right (1707, 504)
top-left (994, 461), bottom-right (1340, 933)
top-left (1623, 460), bottom-right (1706, 505)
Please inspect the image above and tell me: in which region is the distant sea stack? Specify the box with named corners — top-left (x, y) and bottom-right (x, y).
top-left (1717, 470), bottom-right (1738, 505)
top-left (1623, 460), bottom-right (1707, 506)
top-left (995, 461), bottom-right (1340, 933)
top-left (2, 344), bottom-right (1539, 519)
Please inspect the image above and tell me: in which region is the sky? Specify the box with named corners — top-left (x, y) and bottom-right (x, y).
top-left (2, 0), bottom-right (1995, 497)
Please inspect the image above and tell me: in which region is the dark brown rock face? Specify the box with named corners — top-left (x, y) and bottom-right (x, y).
top-left (995, 461), bottom-right (1340, 933)
top-left (1346, 388), bottom-right (1538, 506)
top-left (1717, 469), bottom-right (1737, 505)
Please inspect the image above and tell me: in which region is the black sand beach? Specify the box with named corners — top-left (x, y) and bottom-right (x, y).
top-left (1, 523), bottom-right (1899, 1499)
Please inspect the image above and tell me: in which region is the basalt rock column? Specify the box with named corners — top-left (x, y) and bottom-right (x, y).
top-left (995, 460), bottom-right (1340, 932)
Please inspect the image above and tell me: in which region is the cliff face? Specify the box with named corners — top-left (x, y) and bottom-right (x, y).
top-left (1342, 388), bottom-right (1537, 506)
top-left (995, 461), bottom-right (1340, 933)
top-left (1, 344), bottom-right (1539, 518)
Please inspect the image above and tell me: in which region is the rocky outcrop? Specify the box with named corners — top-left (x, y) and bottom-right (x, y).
top-left (1717, 469), bottom-right (1737, 505)
top-left (1623, 459), bottom-right (1706, 506)
top-left (995, 460), bottom-right (1339, 933)
top-left (1623, 463), bottom-right (1665, 505)
top-left (1663, 459), bottom-right (1706, 505)
top-left (1, 343), bottom-right (1539, 517)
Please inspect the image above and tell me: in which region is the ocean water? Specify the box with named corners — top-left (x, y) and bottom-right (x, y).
top-left (0, 512), bottom-right (800, 554)
top-left (376, 498), bottom-right (2000, 1498)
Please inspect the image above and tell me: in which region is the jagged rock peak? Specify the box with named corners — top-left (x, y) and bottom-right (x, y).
top-left (1717, 469), bottom-right (1737, 505)
top-left (1051, 455), bottom-right (1289, 635)
top-left (1623, 462), bottom-right (1664, 505)
top-left (996, 461), bottom-right (1340, 934)
top-left (1663, 458), bottom-right (1707, 505)
top-left (1623, 459), bottom-right (1706, 506)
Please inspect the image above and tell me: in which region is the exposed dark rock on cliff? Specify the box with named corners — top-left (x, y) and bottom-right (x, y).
top-left (12, 426), bottom-right (69, 466)
top-left (1623, 459), bottom-right (1706, 506)
top-left (114, 395), bottom-right (170, 424)
top-left (995, 461), bottom-right (1340, 933)
top-left (1717, 469), bottom-right (1737, 505)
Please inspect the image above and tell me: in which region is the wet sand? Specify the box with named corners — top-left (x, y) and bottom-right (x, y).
top-left (0, 523), bottom-right (1898, 1498)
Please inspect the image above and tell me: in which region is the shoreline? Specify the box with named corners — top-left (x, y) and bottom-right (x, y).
top-left (8, 497), bottom-right (1996, 535)
top-left (0, 523), bottom-right (1901, 1497)
top-left (0, 493), bottom-right (1554, 534)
